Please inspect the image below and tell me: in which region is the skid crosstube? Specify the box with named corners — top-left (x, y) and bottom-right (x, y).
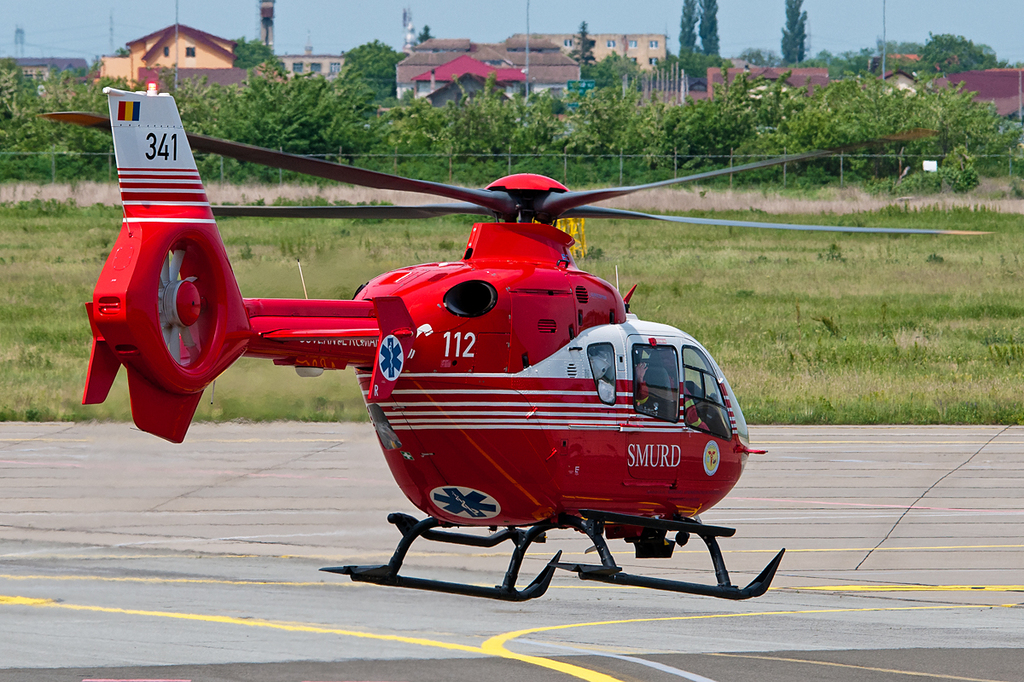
top-left (321, 513), bottom-right (562, 602)
top-left (321, 510), bottom-right (785, 601)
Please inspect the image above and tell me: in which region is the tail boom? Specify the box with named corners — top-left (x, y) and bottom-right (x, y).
top-left (83, 88), bottom-right (417, 441)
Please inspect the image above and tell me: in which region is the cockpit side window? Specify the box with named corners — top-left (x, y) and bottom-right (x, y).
top-left (587, 343), bottom-right (617, 405)
top-left (631, 344), bottom-right (679, 422)
top-left (682, 346), bottom-right (731, 439)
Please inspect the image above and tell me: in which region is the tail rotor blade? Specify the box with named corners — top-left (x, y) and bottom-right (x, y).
top-left (169, 249), bottom-right (185, 282)
top-left (170, 325), bottom-right (183, 365)
top-left (181, 324), bottom-right (196, 349)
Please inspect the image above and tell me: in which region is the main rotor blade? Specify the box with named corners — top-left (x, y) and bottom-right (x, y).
top-left (538, 129), bottom-right (937, 219)
top-left (40, 111), bottom-right (113, 130)
top-left (563, 205), bottom-right (989, 235)
top-left (212, 203), bottom-right (493, 220)
top-left (41, 112), bottom-right (518, 218)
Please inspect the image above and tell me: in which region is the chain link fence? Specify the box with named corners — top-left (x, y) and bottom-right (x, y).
top-left (3, 149), bottom-right (1023, 189)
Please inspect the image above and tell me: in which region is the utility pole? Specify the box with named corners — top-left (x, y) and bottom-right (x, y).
top-left (174, 0), bottom-right (179, 89)
top-left (525, 0), bottom-right (530, 102)
top-left (880, 0), bottom-right (886, 79)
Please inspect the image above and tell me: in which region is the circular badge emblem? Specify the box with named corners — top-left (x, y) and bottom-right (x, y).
top-left (430, 486), bottom-right (501, 520)
top-left (377, 334), bottom-right (404, 381)
top-left (703, 440), bottom-right (720, 476)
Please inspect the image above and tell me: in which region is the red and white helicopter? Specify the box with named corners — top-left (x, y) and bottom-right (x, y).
top-left (47, 87), bottom-right (974, 602)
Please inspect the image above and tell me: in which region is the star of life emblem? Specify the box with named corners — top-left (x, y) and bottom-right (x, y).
top-left (377, 334), bottom-right (404, 381)
top-left (430, 486), bottom-right (501, 520)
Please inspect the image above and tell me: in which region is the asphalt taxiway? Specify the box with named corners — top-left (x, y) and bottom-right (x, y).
top-left (1, 422), bottom-right (1022, 682)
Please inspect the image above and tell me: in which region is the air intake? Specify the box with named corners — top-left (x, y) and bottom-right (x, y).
top-left (538, 319), bottom-right (557, 333)
top-left (575, 286), bottom-right (589, 304)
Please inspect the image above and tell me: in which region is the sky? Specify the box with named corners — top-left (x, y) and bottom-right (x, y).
top-left (2, 1), bottom-right (1022, 65)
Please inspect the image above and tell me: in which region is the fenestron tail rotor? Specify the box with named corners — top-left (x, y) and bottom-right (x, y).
top-left (158, 248), bottom-right (203, 366)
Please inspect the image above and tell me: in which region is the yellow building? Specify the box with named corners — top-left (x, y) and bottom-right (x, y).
top-left (101, 24), bottom-right (237, 84)
top-left (514, 33), bottom-right (667, 70)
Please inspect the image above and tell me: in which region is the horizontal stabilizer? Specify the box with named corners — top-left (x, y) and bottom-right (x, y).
top-left (260, 327), bottom-right (379, 340)
top-left (126, 367), bottom-right (203, 443)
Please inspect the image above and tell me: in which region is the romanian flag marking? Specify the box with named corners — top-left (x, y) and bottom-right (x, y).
top-left (117, 100), bottom-right (140, 121)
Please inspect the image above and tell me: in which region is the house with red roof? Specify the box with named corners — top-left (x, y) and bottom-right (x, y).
top-left (410, 54), bottom-right (524, 102)
top-left (706, 66), bottom-right (829, 99)
top-left (100, 24), bottom-right (246, 87)
top-left (397, 37), bottom-right (579, 101)
top-left (938, 69), bottom-right (1024, 119)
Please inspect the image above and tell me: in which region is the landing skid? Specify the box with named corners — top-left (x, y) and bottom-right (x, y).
top-left (321, 510), bottom-right (785, 601)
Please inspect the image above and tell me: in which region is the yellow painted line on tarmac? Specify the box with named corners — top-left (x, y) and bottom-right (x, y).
top-left (0, 554), bottom-right (260, 560)
top-left (0, 438), bottom-right (343, 444)
top-left (7, 571), bottom-right (1020, 597)
top-left (0, 593), bottom-right (480, 651)
top-left (730, 543), bottom-right (1024, 554)
top-left (0, 438), bottom-right (90, 442)
top-left (0, 595), bottom-right (53, 606)
top-left (791, 585), bottom-right (1024, 593)
top-left (3, 594), bottom-right (1020, 682)
top-left (482, 603), bottom-right (1021, 681)
top-left (294, 542), bottom-right (1024, 562)
top-left (756, 440), bottom-right (1022, 445)
top-left (707, 652), bottom-right (1013, 682)
top-left (0, 571), bottom-right (633, 593)
top-left (0, 592), bottom-right (623, 682)
top-left (0, 574), bottom-right (344, 587)
top-left (636, 543), bottom-right (1024, 556)
top-left (194, 438), bottom-right (346, 443)
top-left (483, 603), bottom-right (1020, 644)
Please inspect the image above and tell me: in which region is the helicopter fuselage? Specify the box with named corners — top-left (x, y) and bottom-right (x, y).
top-left (243, 221), bottom-right (751, 527)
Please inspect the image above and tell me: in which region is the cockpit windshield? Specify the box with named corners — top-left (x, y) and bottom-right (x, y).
top-left (681, 346), bottom-right (731, 440)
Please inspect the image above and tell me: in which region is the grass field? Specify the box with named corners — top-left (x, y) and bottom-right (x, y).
top-left (2, 197), bottom-right (1023, 425)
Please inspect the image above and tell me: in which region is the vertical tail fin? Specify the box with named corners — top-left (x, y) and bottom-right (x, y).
top-left (84, 87), bottom-right (250, 442)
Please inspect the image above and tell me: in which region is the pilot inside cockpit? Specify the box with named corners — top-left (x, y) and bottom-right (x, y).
top-left (632, 345), bottom-right (679, 422)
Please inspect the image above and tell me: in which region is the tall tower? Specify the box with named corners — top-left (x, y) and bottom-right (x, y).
top-left (260, 0), bottom-right (275, 49)
top-left (14, 26), bottom-right (25, 58)
top-left (402, 7), bottom-right (415, 53)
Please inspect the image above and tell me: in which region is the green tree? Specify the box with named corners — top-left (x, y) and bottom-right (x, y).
top-left (801, 48), bottom-right (873, 78)
top-left (919, 33), bottom-right (1002, 74)
top-left (344, 40), bottom-right (405, 102)
top-left (570, 22), bottom-right (596, 65)
top-left (676, 49), bottom-right (726, 79)
top-left (416, 26), bottom-right (434, 44)
top-left (679, 0), bottom-right (698, 54)
top-left (665, 71), bottom-right (760, 159)
top-left (780, 0), bottom-right (807, 64)
top-left (582, 53), bottom-right (642, 90)
top-left (698, 0), bottom-right (719, 56)
top-left (234, 37), bottom-right (276, 70)
top-left (738, 48), bottom-right (783, 67)
top-left (214, 63), bottom-right (376, 173)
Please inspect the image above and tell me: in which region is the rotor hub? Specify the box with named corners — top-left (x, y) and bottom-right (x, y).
top-left (161, 277), bottom-right (201, 328)
top-left (175, 280), bottom-right (201, 327)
